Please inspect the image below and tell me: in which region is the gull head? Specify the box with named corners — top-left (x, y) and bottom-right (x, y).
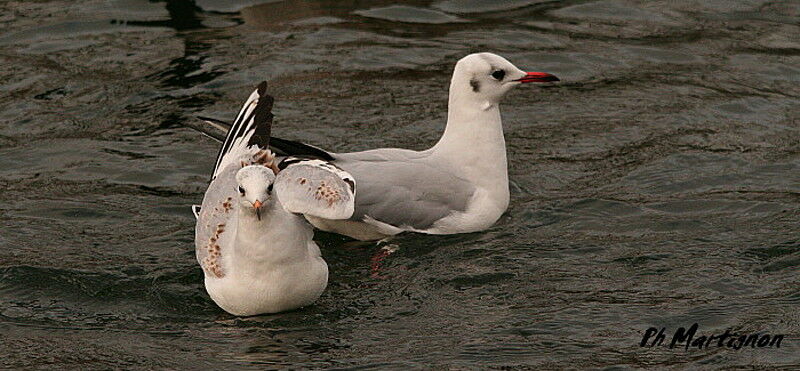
top-left (235, 165), bottom-right (276, 220)
top-left (452, 52), bottom-right (559, 104)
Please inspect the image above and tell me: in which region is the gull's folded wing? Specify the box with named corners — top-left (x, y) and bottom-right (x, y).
top-left (274, 159), bottom-right (356, 220)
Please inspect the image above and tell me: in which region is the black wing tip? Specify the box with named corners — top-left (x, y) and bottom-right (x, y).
top-left (257, 81), bottom-right (268, 95)
top-left (270, 137), bottom-right (335, 161)
top-left (343, 178), bottom-right (355, 193)
top-left (247, 83), bottom-right (275, 149)
top-left (212, 80), bottom-right (275, 178)
top-left (191, 205), bottom-right (201, 219)
top-left (254, 81), bottom-right (274, 113)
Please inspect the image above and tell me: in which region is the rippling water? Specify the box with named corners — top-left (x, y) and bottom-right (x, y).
top-left (1, 0), bottom-right (798, 368)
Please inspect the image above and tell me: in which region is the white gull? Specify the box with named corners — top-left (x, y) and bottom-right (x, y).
top-left (195, 52), bottom-right (558, 241)
top-left (194, 83), bottom-right (356, 315)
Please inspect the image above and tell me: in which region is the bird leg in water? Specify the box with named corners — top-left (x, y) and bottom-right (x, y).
top-left (371, 243), bottom-right (398, 279)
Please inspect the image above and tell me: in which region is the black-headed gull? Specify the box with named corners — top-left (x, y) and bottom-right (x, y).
top-left (193, 53), bottom-right (558, 241)
top-left (194, 82), bottom-right (356, 315)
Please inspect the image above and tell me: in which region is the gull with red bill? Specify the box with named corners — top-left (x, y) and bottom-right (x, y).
top-left (195, 52), bottom-right (559, 241)
top-left (516, 71), bottom-right (560, 83)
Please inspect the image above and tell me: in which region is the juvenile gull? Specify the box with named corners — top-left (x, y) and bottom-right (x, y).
top-left (194, 82), bottom-right (356, 316)
top-left (194, 52), bottom-right (558, 241)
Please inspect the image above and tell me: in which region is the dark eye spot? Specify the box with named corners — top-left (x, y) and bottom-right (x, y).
top-left (238, 186), bottom-right (245, 195)
top-left (491, 70), bottom-right (505, 80)
top-left (469, 78), bottom-right (480, 92)
top-left (267, 184), bottom-right (273, 194)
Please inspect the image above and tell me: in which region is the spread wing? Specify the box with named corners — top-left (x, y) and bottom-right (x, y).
top-left (212, 81), bottom-right (273, 179)
top-left (274, 159), bottom-right (356, 220)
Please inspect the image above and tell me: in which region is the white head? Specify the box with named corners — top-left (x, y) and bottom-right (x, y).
top-left (451, 52), bottom-right (559, 104)
top-left (235, 165), bottom-right (276, 219)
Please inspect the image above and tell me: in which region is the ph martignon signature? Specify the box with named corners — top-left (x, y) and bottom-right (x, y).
top-left (640, 323), bottom-right (784, 350)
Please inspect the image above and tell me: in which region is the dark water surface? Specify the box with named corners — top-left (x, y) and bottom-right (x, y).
top-left (1, 0), bottom-right (798, 368)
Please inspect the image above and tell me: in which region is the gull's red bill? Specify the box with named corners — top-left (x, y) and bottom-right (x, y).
top-left (515, 72), bottom-right (559, 83)
top-left (253, 200), bottom-right (263, 220)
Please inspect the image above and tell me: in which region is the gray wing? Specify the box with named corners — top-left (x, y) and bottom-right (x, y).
top-left (334, 149), bottom-right (476, 230)
top-left (275, 160), bottom-right (356, 220)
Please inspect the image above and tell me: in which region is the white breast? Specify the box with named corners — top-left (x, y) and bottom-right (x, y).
top-left (427, 185), bottom-right (509, 234)
top-left (204, 242), bottom-right (328, 316)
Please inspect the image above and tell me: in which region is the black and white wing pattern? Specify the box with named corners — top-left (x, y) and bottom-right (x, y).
top-left (191, 205), bottom-right (201, 219)
top-left (212, 81), bottom-right (274, 179)
top-left (274, 159), bottom-right (356, 220)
